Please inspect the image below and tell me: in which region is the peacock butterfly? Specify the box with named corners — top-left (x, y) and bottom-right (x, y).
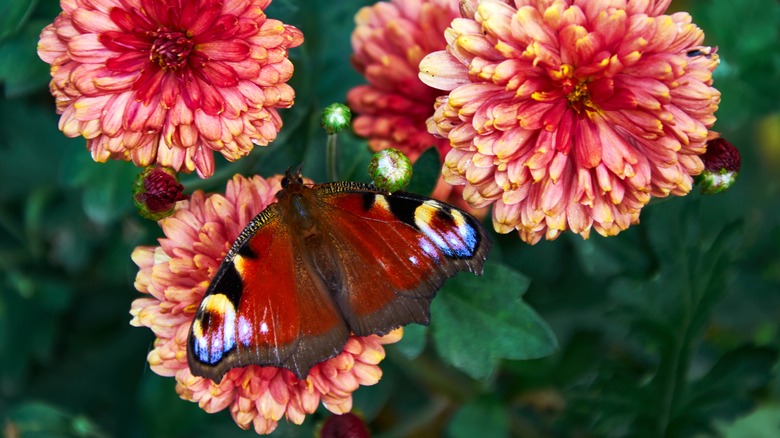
top-left (187, 169), bottom-right (491, 382)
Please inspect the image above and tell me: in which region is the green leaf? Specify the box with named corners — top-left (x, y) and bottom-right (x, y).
top-left (5, 402), bottom-right (106, 438)
top-left (0, 0), bottom-right (36, 41)
top-left (350, 370), bottom-right (395, 422)
top-left (138, 373), bottom-right (210, 438)
top-left (447, 397), bottom-right (509, 438)
top-left (0, 99), bottom-right (76, 202)
top-left (405, 147), bottom-right (441, 195)
top-left (596, 202), bottom-right (754, 436)
top-left (338, 130), bottom-right (373, 183)
top-left (0, 277), bottom-right (58, 385)
top-left (716, 404), bottom-right (780, 438)
top-left (431, 262), bottom-right (558, 379)
top-left (571, 229), bottom-right (653, 279)
top-left (684, 346), bottom-right (778, 420)
top-left (0, 18), bottom-right (52, 97)
top-left (393, 323), bottom-right (428, 360)
top-left (69, 159), bottom-right (136, 225)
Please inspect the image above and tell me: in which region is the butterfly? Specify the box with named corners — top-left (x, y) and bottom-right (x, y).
top-left (187, 169), bottom-right (492, 382)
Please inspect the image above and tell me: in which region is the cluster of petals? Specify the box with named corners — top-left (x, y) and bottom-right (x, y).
top-left (348, 0), bottom-right (459, 161)
top-left (348, 0), bottom-right (480, 213)
top-left (419, 0), bottom-right (721, 243)
top-left (129, 174), bottom-right (402, 434)
top-left (38, 0), bottom-right (303, 178)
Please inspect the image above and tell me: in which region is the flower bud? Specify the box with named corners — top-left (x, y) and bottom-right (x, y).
top-left (133, 166), bottom-right (188, 220)
top-left (320, 413), bottom-right (371, 438)
top-left (321, 103), bottom-right (352, 135)
top-left (697, 136), bottom-right (741, 195)
top-left (368, 148), bottom-right (413, 192)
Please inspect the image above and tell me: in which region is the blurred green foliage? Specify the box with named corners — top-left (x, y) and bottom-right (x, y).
top-left (1, 0), bottom-right (780, 437)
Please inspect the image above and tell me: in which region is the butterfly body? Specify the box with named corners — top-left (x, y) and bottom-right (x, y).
top-left (187, 171), bottom-right (491, 382)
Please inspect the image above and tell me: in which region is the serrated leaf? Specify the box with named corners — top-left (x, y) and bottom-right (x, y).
top-left (432, 262), bottom-right (558, 379)
top-left (685, 346), bottom-right (778, 419)
top-left (447, 397), bottom-right (508, 438)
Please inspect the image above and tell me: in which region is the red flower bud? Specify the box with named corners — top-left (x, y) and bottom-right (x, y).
top-left (697, 137), bottom-right (741, 195)
top-left (133, 166), bottom-right (188, 220)
top-left (320, 413), bottom-right (371, 438)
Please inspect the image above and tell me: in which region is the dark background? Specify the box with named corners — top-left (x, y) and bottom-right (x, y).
top-left (1, 0), bottom-right (779, 436)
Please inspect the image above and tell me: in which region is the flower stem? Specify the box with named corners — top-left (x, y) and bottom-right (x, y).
top-left (327, 132), bottom-right (339, 181)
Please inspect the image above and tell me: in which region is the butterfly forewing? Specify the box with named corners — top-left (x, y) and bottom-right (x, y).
top-left (187, 205), bottom-right (349, 381)
top-left (315, 183), bottom-right (491, 337)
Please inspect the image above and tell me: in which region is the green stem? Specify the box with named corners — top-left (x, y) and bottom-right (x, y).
top-left (326, 132), bottom-right (338, 181)
top-left (376, 396), bottom-right (449, 438)
top-left (386, 349), bottom-right (478, 402)
top-left (656, 313), bottom-right (691, 435)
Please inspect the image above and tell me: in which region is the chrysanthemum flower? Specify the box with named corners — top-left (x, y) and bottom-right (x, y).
top-left (348, 0), bottom-right (483, 213)
top-left (38, 0), bottom-right (304, 178)
top-left (130, 174), bottom-right (402, 434)
top-left (419, 0), bottom-right (721, 243)
top-left (348, 0), bottom-right (460, 162)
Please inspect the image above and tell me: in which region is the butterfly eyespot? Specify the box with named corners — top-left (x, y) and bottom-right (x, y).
top-left (191, 294), bottom-right (237, 365)
top-left (413, 201), bottom-right (478, 258)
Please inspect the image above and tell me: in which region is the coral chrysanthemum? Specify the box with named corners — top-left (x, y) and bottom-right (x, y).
top-left (419, 0), bottom-right (721, 243)
top-left (130, 174), bottom-right (402, 434)
top-left (38, 0), bottom-right (303, 178)
top-left (348, 0), bottom-right (483, 214)
top-left (348, 0), bottom-right (459, 161)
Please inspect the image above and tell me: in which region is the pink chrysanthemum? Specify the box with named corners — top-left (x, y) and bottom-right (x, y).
top-left (38, 0), bottom-right (303, 178)
top-left (347, 0), bottom-right (483, 215)
top-left (348, 0), bottom-right (459, 161)
top-left (130, 174), bottom-right (402, 434)
top-left (419, 0), bottom-right (720, 243)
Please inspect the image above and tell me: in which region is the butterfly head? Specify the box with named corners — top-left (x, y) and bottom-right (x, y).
top-left (278, 166), bottom-right (306, 201)
top-left (282, 166), bottom-right (304, 187)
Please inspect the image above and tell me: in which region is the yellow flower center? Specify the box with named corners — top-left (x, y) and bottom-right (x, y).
top-left (566, 81), bottom-right (599, 115)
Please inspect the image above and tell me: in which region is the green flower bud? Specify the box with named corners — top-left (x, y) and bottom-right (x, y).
top-left (321, 103), bottom-right (352, 135)
top-left (369, 148), bottom-right (413, 192)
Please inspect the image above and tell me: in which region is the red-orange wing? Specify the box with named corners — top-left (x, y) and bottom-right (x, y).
top-left (186, 205), bottom-right (349, 382)
top-left (313, 182), bottom-right (492, 337)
